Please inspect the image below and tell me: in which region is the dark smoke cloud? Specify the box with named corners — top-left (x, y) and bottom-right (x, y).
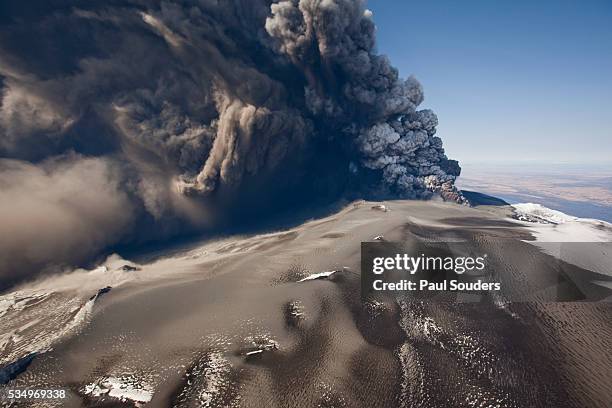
top-left (0, 0), bottom-right (462, 286)
top-left (0, 156), bottom-right (133, 284)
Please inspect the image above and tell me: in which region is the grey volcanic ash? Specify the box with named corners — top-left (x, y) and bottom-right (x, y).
top-left (0, 0), bottom-right (462, 285)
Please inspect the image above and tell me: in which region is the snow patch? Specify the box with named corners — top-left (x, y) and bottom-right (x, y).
top-left (83, 375), bottom-right (153, 405)
top-left (510, 203), bottom-right (612, 278)
top-left (0, 292), bottom-right (94, 365)
top-left (512, 203), bottom-right (576, 224)
top-left (298, 271), bottom-right (337, 282)
top-left (512, 203), bottom-right (612, 242)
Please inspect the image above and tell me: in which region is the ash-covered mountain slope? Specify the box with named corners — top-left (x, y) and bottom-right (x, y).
top-left (2, 200), bottom-right (611, 407)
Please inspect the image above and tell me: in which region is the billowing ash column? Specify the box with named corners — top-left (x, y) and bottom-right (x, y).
top-left (263, 0), bottom-right (464, 202)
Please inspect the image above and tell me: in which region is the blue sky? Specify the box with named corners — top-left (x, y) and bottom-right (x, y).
top-left (368, 0), bottom-right (612, 165)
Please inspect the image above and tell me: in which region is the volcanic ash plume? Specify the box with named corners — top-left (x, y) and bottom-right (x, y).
top-left (0, 0), bottom-right (462, 285)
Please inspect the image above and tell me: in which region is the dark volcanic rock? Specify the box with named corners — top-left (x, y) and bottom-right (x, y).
top-left (0, 353), bottom-right (36, 384)
top-left (461, 190), bottom-right (510, 206)
top-left (90, 286), bottom-right (112, 301)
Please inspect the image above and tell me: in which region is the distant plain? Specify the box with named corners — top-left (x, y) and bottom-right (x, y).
top-left (457, 163), bottom-right (612, 222)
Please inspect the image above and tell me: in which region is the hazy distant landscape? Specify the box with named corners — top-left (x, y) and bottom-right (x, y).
top-left (457, 163), bottom-right (612, 222)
